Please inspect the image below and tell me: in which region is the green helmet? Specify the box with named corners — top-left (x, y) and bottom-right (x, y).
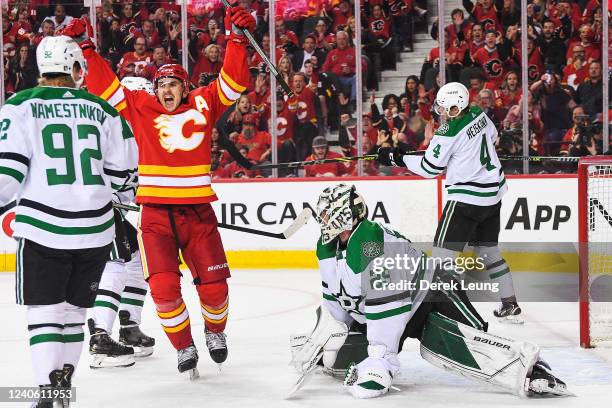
top-left (314, 184), bottom-right (367, 244)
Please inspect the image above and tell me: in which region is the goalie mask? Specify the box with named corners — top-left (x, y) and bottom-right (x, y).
top-left (315, 184), bottom-right (367, 245)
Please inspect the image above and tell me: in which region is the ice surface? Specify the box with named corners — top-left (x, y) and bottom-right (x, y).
top-left (1, 270), bottom-right (611, 407)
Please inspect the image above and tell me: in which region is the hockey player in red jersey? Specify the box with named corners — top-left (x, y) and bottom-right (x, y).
top-left (61, 5), bottom-right (255, 378)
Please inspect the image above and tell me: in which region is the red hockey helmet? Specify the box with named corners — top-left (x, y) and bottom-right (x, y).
top-left (154, 64), bottom-right (190, 90)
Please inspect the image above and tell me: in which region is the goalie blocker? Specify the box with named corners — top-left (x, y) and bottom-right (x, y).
top-left (290, 183), bottom-right (572, 399)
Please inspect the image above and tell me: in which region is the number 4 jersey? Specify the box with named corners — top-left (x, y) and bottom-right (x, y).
top-left (0, 86), bottom-right (137, 249)
top-left (403, 106), bottom-right (507, 206)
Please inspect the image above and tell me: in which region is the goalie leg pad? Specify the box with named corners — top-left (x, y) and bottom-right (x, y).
top-left (323, 333), bottom-right (368, 378)
top-left (420, 312), bottom-right (539, 396)
top-left (343, 345), bottom-right (395, 399)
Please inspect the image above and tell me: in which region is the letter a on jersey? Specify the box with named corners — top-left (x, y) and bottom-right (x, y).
top-left (154, 109), bottom-right (207, 153)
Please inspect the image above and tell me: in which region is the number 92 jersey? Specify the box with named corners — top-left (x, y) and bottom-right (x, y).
top-left (0, 87), bottom-right (137, 250)
top-left (403, 106), bottom-right (507, 206)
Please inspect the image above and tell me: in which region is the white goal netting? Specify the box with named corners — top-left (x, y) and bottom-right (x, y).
top-left (586, 163), bottom-right (612, 346)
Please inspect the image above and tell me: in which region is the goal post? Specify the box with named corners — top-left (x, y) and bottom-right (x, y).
top-left (579, 156), bottom-right (612, 348)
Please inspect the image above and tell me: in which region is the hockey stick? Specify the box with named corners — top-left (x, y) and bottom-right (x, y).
top-left (113, 203), bottom-right (312, 240)
top-left (253, 155), bottom-right (380, 170)
top-left (220, 0), bottom-right (294, 97)
top-left (498, 155), bottom-right (581, 163)
top-left (253, 152), bottom-right (584, 170)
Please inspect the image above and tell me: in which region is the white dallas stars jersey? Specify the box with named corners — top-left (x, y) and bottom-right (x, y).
top-left (317, 219), bottom-right (434, 354)
top-left (404, 106), bottom-right (507, 206)
top-left (0, 86), bottom-right (137, 249)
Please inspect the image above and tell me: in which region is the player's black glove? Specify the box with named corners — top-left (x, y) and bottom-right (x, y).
top-left (376, 147), bottom-right (407, 167)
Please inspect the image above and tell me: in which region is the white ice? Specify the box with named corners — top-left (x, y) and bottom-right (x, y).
top-left (1, 269), bottom-right (611, 408)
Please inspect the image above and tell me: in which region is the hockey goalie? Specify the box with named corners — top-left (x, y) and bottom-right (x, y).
top-left (291, 183), bottom-right (572, 399)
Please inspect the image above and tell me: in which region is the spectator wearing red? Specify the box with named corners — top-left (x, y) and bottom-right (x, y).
top-left (446, 8), bottom-right (473, 44)
top-left (191, 44), bottom-right (222, 86)
top-left (312, 19), bottom-right (335, 52)
top-left (467, 23), bottom-right (485, 56)
top-left (3, 17), bottom-right (29, 46)
top-left (471, 29), bottom-right (510, 87)
top-left (140, 20), bottom-right (161, 49)
top-left (15, 8), bottom-right (33, 33)
top-left (462, 0), bottom-right (502, 33)
top-left (514, 37), bottom-right (544, 84)
top-left (332, 0), bottom-right (355, 30)
top-left (275, 17), bottom-right (299, 53)
top-left (142, 45), bottom-right (172, 81)
top-left (560, 105), bottom-right (587, 153)
top-left (567, 24), bottom-right (601, 64)
top-left (248, 73), bottom-right (271, 122)
top-left (32, 19), bottom-right (54, 47)
top-left (364, 4), bottom-right (395, 71)
top-left (494, 71), bottom-right (522, 111)
top-left (322, 30), bottom-right (358, 104)
top-left (304, 136), bottom-right (349, 177)
top-left (236, 114), bottom-right (271, 164)
top-left (563, 44), bottom-right (590, 89)
top-left (117, 3), bottom-right (142, 27)
top-left (217, 147), bottom-right (261, 179)
top-left (194, 18), bottom-right (226, 50)
top-left (42, 4), bottom-right (73, 33)
top-left (287, 72), bottom-right (319, 160)
top-left (118, 37), bottom-right (152, 78)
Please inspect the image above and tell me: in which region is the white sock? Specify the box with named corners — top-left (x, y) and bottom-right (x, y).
top-left (27, 303), bottom-right (66, 385)
top-left (119, 252), bottom-right (148, 325)
top-left (63, 304), bottom-right (86, 372)
top-left (92, 261), bottom-right (126, 334)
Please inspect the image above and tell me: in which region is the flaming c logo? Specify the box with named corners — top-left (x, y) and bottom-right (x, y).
top-left (154, 109), bottom-right (207, 153)
top-left (2, 212), bottom-right (15, 238)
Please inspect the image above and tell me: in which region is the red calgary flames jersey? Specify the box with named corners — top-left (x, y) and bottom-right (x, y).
top-left (84, 41), bottom-right (249, 204)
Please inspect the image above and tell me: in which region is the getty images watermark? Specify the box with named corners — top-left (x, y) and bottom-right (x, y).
top-left (369, 253), bottom-right (500, 293)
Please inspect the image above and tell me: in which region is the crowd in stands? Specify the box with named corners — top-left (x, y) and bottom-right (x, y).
top-left (1, 0), bottom-right (610, 178)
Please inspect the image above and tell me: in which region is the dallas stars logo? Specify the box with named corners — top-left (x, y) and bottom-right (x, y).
top-left (333, 281), bottom-right (364, 315)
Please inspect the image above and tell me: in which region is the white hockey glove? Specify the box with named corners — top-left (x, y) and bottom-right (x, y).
top-left (290, 306), bottom-right (348, 373)
top-left (343, 344), bottom-right (399, 399)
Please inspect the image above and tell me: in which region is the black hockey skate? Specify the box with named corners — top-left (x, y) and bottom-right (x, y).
top-left (205, 328), bottom-right (228, 368)
top-left (88, 318), bottom-right (135, 369)
top-left (178, 344), bottom-right (199, 380)
top-left (528, 360), bottom-right (574, 397)
top-left (32, 365), bottom-right (74, 407)
top-left (119, 311), bottom-right (155, 358)
top-left (493, 301), bottom-right (524, 324)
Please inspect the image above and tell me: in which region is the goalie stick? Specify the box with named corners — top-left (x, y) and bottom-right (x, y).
top-left (113, 203), bottom-right (312, 240)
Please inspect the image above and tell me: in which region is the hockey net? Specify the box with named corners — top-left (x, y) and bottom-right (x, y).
top-left (579, 156), bottom-right (612, 348)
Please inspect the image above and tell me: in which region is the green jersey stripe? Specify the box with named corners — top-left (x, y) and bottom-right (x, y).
top-left (447, 188), bottom-right (500, 197)
top-left (15, 214), bottom-right (114, 235)
top-left (0, 166), bottom-right (25, 182)
top-left (366, 304), bottom-right (411, 320)
top-left (323, 293), bottom-right (335, 301)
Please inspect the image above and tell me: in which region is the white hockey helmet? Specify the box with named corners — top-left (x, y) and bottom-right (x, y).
top-left (36, 35), bottom-right (87, 88)
top-left (121, 76), bottom-right (154, 95)
top-left (314, 184), bottom-right (367, 245)
top-left (434, 82), bottom-right (470, 118)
